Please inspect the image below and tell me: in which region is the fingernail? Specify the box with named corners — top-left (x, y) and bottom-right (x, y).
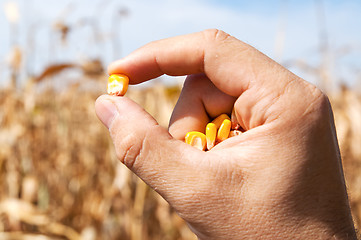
top-left (95, 98), bottom-right (118, 129)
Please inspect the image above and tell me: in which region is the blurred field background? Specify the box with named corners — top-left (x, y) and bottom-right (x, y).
top-left (1, 0), bottom-right (361, 239)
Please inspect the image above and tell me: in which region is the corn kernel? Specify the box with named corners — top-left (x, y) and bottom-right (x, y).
top-left (211, 113), bottom-right (230, 129)
top-left (217, 119), bottom-right (231, 142)
top-left (206, 123), bottom-right (217, 150)
top-left (185, 131), bottom-right (207, 151)
top-left (107, 74), bottom-right (129, 96)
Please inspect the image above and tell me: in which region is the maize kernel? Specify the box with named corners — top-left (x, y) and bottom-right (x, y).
top-left (217, 119), bottom-right (231, 142)
top-left (185, 131), bottom-right (207, 151)
top-left (211, 113), bottom-right (230, 129)
top-left (107, 74), bottom-right (129, 96)
top-left (206, 123), bottom-right (217, 150)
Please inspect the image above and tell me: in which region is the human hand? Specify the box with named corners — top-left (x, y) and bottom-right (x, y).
top-left (95, 29), bottom-right (356, 239)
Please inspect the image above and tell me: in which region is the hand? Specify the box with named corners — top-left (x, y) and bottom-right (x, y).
top-left (95, 29), bottom-right (356, 239)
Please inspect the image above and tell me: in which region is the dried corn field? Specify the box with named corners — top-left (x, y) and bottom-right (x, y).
top-left (0, 80), bottom-right (195, 240)
top-left (0, 79), bottom-right (361, 240)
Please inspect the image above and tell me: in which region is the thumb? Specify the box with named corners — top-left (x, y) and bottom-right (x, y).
top-left (94, 95), bottom-right (206, 200)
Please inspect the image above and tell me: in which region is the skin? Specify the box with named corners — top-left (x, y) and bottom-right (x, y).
top-left (95, 29), bottom-right (357, 239)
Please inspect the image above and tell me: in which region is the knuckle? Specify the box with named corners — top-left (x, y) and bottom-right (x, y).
top-left (122, 138), bottom-right (143, 170)
top-left (299, 83), bottom-right (332, 121)
top-left (110, 123), bottom-right (144, 169)
top-left (112, 124), bottom-right (162, 170)
top-left (306, 83), bottom-right (329, 107)
top-left (202, 29), bottom-right (231, 43)
top-left (311, 87), bottom-right (331, 114)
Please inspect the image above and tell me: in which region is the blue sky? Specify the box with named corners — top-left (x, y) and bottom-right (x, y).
top-left (1, 0), bottom-right (361, 90)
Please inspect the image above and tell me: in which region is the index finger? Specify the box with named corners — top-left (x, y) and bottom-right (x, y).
top-left (108, 29), bottom-right (284, 97)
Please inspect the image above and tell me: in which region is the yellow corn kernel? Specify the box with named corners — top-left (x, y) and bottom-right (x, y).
top-left (217, 119), bottom-right (231, 142)
top-left (206, 123), bottom-right (217, 150)
top-left (211, 114), bottom-right (230, 129)
top-left (229, 130), bottom-right (242, 138)
top-left (107, 74), bottom-right (129, 96)
top-left (185, 131), bottom-right (206, 151)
